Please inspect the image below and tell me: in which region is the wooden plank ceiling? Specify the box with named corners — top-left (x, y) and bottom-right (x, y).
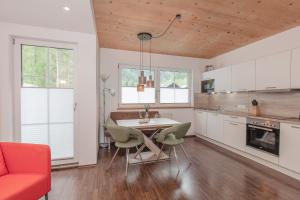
top-left (93, 0), bottom-right (300, 58)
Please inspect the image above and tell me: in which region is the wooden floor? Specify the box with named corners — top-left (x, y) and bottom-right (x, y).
top-left (49, 138), bottom-right (300, 200)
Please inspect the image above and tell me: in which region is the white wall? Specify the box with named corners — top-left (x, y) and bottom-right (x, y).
top-left (211, 25), bottom-right (300, 67)
top-left (0, 22), bottom-right (98, 166)
top-left (99, 48), bottom-right (210, 137)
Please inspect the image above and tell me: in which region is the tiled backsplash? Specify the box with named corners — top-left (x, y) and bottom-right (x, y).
top-left (194, 91), bottom-right (300, 118)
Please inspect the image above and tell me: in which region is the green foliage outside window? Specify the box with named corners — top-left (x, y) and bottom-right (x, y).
top-left (22, 45), bottom-right (74, 88)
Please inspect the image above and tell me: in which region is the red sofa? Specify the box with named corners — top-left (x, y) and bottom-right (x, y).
top-left (0, 142), bottom-right (51, 200)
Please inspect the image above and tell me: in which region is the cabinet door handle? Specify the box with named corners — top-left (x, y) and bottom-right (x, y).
top-left (265, 86), bottom-right (277, 89)
top-left (230, 122), bottom-right (239, 126)
top-left (230, 116), bottom-right (238, 119)
top-left (238, 89), bottom-right (247, 92)
top-left (291, 125), bottom-right (300, 129)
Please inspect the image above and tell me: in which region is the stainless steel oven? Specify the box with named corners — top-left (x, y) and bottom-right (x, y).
top-left (246, 118), bottom-right (280, 155)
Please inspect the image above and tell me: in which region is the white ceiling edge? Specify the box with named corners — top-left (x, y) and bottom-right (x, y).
top-left (0, 0), bottom-right (96, 34)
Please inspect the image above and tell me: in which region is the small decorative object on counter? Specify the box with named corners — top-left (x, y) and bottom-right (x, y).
top-left (250, 99), bottom-right (260, 116)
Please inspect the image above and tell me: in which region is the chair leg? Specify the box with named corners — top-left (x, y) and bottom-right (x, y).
top-left (108, 137), bottom-right (111, 152)
top-left (179, 144), bottom-right (191, 163)
top-left (168, 146), bottom-right (172, 158)
top-left (156, 144), bottom-right (164, 160)
top-left (125, 148), bottom-right (129, 176)
top-left (106, 148), bottom-right (120, 171)
top-left (173, 146), bottom-right (180, 171)
top-left (45, 193), bottom-right (48, 200)
top-left (136, 146), bottom-right (144, 164)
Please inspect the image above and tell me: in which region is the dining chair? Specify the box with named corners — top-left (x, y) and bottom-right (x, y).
top-left (106, 124), bottom-right (144, 176)
top-left (156, 122), bottom-right (192, 170)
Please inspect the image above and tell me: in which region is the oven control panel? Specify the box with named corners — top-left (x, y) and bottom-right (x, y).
top-left (247, 117), bottom-right (280, 129)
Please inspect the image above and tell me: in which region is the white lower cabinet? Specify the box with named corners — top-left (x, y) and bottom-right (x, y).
top-left (223, 120), bottom-right (246, 151)
top-left (206, 112), bottom-right (223, 142)
top-left (279, 123), bottom-right (300, 173)
top-left (194, 110), bottom-right (207, 136)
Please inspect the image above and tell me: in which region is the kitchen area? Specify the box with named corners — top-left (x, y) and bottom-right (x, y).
top-left (194, 48), bottom-right (300, 181)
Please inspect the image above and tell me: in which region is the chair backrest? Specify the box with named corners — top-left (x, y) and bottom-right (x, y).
top-left (173, 122), bottom-right (191, 139)
top-left (105, 117), bottom-right (116, 128)
top-left (106, 125), bottom-right (130, 143)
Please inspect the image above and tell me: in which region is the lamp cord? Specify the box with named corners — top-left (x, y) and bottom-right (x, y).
top-left (152, 14), bottom-right (180, 39)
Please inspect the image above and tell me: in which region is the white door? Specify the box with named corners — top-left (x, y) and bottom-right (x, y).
top-left (223, 120), bottom-right (246, 151)
top-left (207, 112), bottom-right (223, 142)
top-left (256, 50), bottom-right (291, 90)
top-left (291, 48), bottom-right (300, 88)
top-left (194, 111), bottom-right (207, 136)
top-left (279, 123), bottom-right (300, 173)
top-left (14, 38), bottom-right (77, 164)
top-left (231, 61), bottom-right (255, 92)
top-left (214, 67), bottom-right (231, 93)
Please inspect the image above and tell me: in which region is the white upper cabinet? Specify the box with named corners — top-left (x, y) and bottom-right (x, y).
top-left (291, 48), bottom-right (300, 88)
top-left (255, 50), bottom-right (291, 90)
top-left (202, 70), bottom-right (215, 80)
top-left (279, 123), bottom-right (300, 174)
top-left (214, 67), bottom-right (231, 92)
top-left (231, 61), bottom-right (255, 92)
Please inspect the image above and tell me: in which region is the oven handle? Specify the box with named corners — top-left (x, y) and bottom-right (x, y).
top-left (247, 124), bottom-right (273, 132)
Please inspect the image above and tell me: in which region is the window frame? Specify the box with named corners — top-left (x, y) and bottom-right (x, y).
top-left (118, 64), bottom-right (192, 108)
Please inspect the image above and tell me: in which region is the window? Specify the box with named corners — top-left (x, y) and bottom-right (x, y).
top-left (22, 45), bottom-right (74, 88)
top-left (119, 65), bottom-right (191, 106)
top-left (160, 70), bottom-right (189, 103)
top-left (121, 67), bottom-right (155, 104)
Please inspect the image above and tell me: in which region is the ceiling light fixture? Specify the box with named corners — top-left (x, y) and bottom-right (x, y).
top-left (137, 14), bottom-right (181, 92)
top-left (63, 6), bottom-right (70, 11)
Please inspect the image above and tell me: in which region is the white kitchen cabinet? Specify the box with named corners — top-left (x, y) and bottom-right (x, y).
top-left (231, 61), bottom-right (256, 92)
top-left (214, 67), bottom-right (231, 93)
top-left (279, 123), bottom-right (300, 173)
top-left (202, 70), bottom-right (215, 80)
top-left (223, 119), bottom-right (246, 151)
top-left (194, 110), bottom-right (207, 136)
top-left (291, 48), bottom-right (300, 88)
top-left (206, 112), bottom-right (223, 142)
top-left (256, 50), bottom-right (291, 90)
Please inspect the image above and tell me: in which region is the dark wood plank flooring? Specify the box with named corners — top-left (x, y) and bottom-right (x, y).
top-left (49, 138), bottom-right (300, 200)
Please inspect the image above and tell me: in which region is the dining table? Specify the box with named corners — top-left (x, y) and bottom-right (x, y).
top-left (116, 117), bottom-right (180, 164)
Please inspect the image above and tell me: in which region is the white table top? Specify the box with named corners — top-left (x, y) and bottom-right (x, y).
top-left (116, 118), bottom-right (180, 129)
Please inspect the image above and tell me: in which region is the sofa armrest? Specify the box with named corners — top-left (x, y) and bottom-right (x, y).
top-left (0, 142), bottom-right (51, 176)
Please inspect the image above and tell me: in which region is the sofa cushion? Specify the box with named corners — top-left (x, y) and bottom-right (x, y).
top-left (0, 174), bottom-right (49, 200)
top-left (0, 146), bottom-right (8, 177)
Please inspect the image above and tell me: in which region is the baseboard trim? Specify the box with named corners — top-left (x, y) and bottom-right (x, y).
top-left (194, 137), bottom-right (300, 190)
top-left (51, 162), bottom-right (79, 171)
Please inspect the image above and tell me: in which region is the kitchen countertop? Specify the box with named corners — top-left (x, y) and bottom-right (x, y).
top-left (194, 107), bottom-right (300, 126)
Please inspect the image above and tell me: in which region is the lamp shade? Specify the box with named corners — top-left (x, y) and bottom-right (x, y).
top-left (138, 71), bottom-right (147, 85)
top-left (137, 84), bottom-right (144, 92)
top-left (146, 75), bottom-right (154, 88)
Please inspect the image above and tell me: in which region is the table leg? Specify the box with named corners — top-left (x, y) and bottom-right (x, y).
top-left (133, 129), bottom-right (160, 159)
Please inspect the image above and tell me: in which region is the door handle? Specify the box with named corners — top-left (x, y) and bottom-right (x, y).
top-left (248, 125), bottom-right (272, 132)
top-left (291, 125), bottom-right (300, 129)
top-left (73, 103), bottom-right (77, 112)
top-left (230, 122), bottom-right (239, 126)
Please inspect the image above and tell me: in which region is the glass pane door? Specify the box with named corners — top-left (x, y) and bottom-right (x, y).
top-left (20, 44), bottom-right (75, 160)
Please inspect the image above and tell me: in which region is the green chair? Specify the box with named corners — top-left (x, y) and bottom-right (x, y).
top-left (156, 122), bottom-right (192, 170)
top-left (106, 123), bottom-right (144, 176)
